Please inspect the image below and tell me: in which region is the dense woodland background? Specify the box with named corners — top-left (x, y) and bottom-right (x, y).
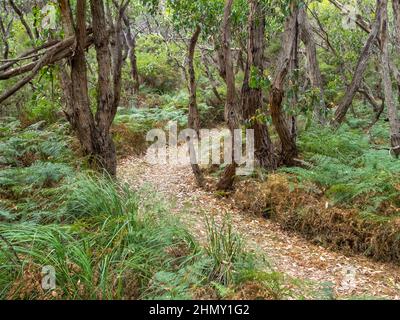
top-left (1, 0), bottom-right (400, 300)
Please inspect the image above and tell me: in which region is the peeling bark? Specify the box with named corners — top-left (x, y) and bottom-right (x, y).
top-left (57, 0), bottom-right (127, 175)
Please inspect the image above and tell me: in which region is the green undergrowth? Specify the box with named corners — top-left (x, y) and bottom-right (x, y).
top-left (0, 175), bottom-right (314, 300)
top-left (283, 121), bottom-right (400, 216)
top-left (112, 90), bottom-right (220, 157)
top-left (0, 118), bottom-right (325, 300)
top-left (265, 120), bottom-right (400, 263)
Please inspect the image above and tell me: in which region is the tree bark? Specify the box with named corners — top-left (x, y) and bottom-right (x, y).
top-left (393, 0), bottom-right (400, 47)
top-left (201, 52), bottom-right (223, 104)
top-left (328, 0), bottom-right (371, 34)
top-left (0, 34), bottom-right (92, 81)
top-left (68, 0), bottom-right (97, 161)
top-left (1, 0), bottom-right (125, 176)
top-left (269, 2), bottom-right (299, 166)
top-left (0, 36), bottom-right (89, 103)
top-left (380, 0), bottom-right (400, 156)
top-left (187, 25), bottom-right (204, 186)
top-left (0, 12), bottom-right (12, 59)
top-left (358, 84), bottom-right (385, 129)
top-left (216, 0), bottom-right (241, 191)
top-left (122, 14), bottom-right (140, 95)
top-left (59, 0), bottom-right (75, 36)
top-left (188, 26), bottom-right (201, 134)
top-left (241, 0), bottom-right (276, 170)
top-left (58, 0), bottom-right (127, 176)
top-left (392, 0), bottom-right (400, 107)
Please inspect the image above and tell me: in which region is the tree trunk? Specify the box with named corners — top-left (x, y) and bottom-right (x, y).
top-left (68, 0), bottom-right (98, 163)
top-left (392, 0), bottom-right (400, 107)
top-left (392, 0), bottom-right (400, 47)
top-left (188, 26), bottom-right (201, 134)
top-left (187, 25), bottom-right (204, 186)
top-left (288, 14), bottom-right (299, 140)
top-left (380, 0), bottom-right (400, 156)
top-left (216, 0), bottom-right (241, 191)
top-left (122, 15), bottom-right (140, 95)
top-left (0, 1), bottom-right (11, 60)
top-left (57, 0), bottom-right (127, 176)
top-left (332, 0), bottom-right (383, 125)
top-left (298, 7), bottom-right (326, 124)
top-left (241, 0), bottom-right (276, 170)
top-left (269, 2), bottom-right (299, 166)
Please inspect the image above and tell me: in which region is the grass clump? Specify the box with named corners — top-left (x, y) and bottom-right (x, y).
top-left (0, 174), bottom-right (303, 300)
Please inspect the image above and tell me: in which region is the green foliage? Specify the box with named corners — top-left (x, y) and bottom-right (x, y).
top-left (0, 161), bottom-right (73, 192)
top-left (115, 105), bottom-right (187, 130)
top-left (0, 173), bottom-right (197, 299)
top-left (0, 117), bottom-right (300, 300)
top-left (282, 124), bottom-right (400, 211)
top-left (235, 270), bottom-right (290, 300)
top-left (0, 118), bottom-right (74, 167)
top-left (24, 66), bottom-right (61, 124)
top-left (166, 0), bottom-right (224, 36)
top-left (136, 35), bottom-right (183, 93)
top-left (0, 171), bottom-right (294, 299)
top-left (62, 175), bottom-right (139, 219)
top-left (0, 118), bottom-right (81, 223)
top-left (204, 215), bottom-right (245, 286)
top-left (297, 124), bottom-right (370, 163)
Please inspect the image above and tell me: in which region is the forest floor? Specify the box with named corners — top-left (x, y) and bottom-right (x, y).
top-left (118, 150), bottom-right (400, 300)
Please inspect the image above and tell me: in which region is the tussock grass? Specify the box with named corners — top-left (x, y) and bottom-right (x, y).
top-left (0, 174), bottom-right (300, 300)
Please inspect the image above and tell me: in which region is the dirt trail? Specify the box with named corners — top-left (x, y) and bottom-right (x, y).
top-left (118, 154), bottom-right (400, 299)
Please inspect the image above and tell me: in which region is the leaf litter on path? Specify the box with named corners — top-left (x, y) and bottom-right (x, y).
top-left (118, 154), bottom-right (400, 300)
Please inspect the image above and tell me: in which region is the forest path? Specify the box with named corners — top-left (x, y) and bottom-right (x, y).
top-left (118, 154), bottom-right (400, 300)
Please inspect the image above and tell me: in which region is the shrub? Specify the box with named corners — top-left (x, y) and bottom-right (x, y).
top-left (136, 35), bottom-right (183, 93)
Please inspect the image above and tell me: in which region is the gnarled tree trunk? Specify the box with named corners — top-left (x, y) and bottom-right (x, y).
top-left (217, 0), bottom-right (241, 191)
top-left (57, 0), bottom-right (127, 176)
top-left (269, 2), bottom-right (299, 166)
top-left (241, 0), bottom-right (276, 170)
